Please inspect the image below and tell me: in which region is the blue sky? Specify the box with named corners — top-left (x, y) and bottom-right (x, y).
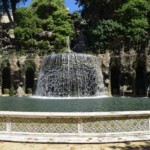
top-left (18, 0), bottom-right (80, 13)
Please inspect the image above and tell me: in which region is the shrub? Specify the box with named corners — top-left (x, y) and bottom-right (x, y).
top-left (9, 87), bottom-right (15, 96)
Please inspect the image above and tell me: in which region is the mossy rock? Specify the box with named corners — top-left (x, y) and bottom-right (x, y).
top-left (27, 88), bottom-right (32, 94)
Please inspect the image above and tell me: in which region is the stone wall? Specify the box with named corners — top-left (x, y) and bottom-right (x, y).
top-left (0, 52), bottom-right (43, 96)
top-left (0, 47), bottom-right (150, 96)
top-left (101, 45), bottom-right (150, 97)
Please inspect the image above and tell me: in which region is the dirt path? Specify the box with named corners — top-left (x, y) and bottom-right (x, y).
top-left (0, 141), bottom-right (150, 150)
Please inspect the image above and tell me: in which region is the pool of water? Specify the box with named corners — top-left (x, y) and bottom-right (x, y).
top-left (0, 96), bottom-right (149, 112)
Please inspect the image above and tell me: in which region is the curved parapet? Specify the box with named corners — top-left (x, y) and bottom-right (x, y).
top-left (0, 111), bottom-right (150, 143)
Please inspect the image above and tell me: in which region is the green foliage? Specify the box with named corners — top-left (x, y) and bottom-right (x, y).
top-left (125, 18), bottom-right (148, 42)
top-left (76, 0), bottom-right (150, 52)
top-left (116, 0), bottom-right (150, 44)
top-left (75, 0), bottom-right (109, 21)
top-left (1, 60), bottom-right (9, 68)
top-left (26, 88), bottom-right (32, 94)
top-left (90, 19), bottom-right (124, 51)
top-left (116, 0), bottom-right (150, 21)
top-left (15, 0), bottom-right (75, 52)
top-left (38, 40), bottom-right (50, 49)
top-left (71, 12), bottom-right (82, 29)
top-left (9, 87), bottom-right (15, 96)
top-left (13, 0), bottom-right (150, 52)
top-left (23, 60), bottom-right (36, 72)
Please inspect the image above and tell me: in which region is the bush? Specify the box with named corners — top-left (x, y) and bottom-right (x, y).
top-left (9, 87), bottom-right (15, 96)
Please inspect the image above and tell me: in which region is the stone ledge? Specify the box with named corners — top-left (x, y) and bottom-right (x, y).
top-left (0, 111), bottom-right (150, 118)
top-left (0, 132), bottom-right (150, 143)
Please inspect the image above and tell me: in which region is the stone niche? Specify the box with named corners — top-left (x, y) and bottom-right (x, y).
top-left (110, 46), bottom-right (150, 97)
top-left (0, 45), bottom-right (150, 97)
top-left (0, 53), bottom-right (42, 96)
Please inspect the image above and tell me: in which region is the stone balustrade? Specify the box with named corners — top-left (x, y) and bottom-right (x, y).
top-left (0, 111), bottom-right (150, 143)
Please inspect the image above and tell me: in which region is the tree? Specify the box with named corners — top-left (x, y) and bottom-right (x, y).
top-left (116, 0), bottom-right (150, 46)
top-left (14, 0), bottom-right (75, 51)
top-left (71, 12), bottom-right (83, 30)
top-left (75, 0), bottom-right (127, 24)
top-left (76, 0), bottom-right (150, 51)
top-left (90, 19), bottom-right (124, 51)
top-left (2, 0), bottom-right (13, 22)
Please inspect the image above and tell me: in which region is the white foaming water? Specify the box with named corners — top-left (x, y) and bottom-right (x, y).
top-left (35, 53), bottom-right (106, 97)
top-left (31, 95), bottom-right (109, 100)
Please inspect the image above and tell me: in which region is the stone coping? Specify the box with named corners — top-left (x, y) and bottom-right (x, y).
top-left (0, 111), bottom-right (150, 118)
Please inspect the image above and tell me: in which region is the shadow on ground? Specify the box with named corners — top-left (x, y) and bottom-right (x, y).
top-left (109, 141), bottom-right (150, 150)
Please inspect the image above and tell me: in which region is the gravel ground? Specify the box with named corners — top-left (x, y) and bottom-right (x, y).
top-left (0, 141), bottom-right (150, 150)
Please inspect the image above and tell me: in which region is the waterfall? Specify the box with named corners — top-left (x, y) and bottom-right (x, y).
top-left (36, 53), bottom-right (106, 97)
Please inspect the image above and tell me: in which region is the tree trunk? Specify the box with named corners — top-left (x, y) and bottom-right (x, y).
top-left (2, 0), bottom-right (13, 22)
top-left (10, 0), bottom-right (17, 22)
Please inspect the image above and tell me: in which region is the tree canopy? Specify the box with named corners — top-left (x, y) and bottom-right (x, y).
top-left (14, 0), bottom-right (75, 52)
top-left (76, 0), bottom-right (150, 52)
top-left (1, 0), bottom-right (150, 53)
top-left (116, 0), bottom-right (150, 45)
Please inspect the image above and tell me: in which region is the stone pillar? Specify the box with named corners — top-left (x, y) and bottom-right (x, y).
top-left (102, 49), bottom-right (111, 96)
top-left (0, 18), bottom-right (2, 94)
top-left (145, 44), bottom-right (150, 97)
top-left (9, 53), bottom-right (18, 89)
top-left (18, 56), bottom-right (27, 94)
top-left (0, 55), bottom-right (3, 95)
top-left (0, 23), bottom-right (2, 48)
top-left (34, 55), bottom-right (42, 93)
top-left (120, 48), bottom-right (137, 96)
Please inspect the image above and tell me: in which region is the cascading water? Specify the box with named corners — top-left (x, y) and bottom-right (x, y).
top-left (35, 52), bottom-right (106, 97)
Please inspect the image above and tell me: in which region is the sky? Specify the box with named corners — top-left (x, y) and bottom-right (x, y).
top-left (17, 0), bottom-right (81, 13)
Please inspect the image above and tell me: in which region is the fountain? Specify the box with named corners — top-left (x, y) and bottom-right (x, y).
top-left (36, 37), bottom-right (105, 97)
top-left (36, 53), bottom-right (105, 97)
top-left (0, 38), bottom-right (150, 143)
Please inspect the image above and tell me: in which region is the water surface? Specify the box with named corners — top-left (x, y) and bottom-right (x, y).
top-left (0, 96), bottom-right (149, 112)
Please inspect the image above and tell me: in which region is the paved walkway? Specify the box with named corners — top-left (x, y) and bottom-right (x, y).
top-left (0, 141), bottom-right (150, 150)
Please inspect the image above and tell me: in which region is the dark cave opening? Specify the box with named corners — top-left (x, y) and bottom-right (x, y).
top-left (25, 68), bottom-right (35, 93)
top-left (2, 68), bottom-right (11, 94)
